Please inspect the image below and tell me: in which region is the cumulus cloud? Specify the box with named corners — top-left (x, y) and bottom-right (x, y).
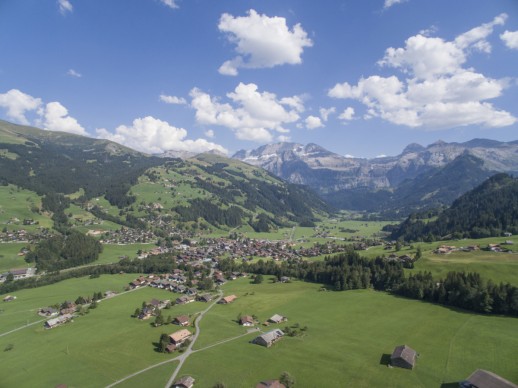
top-left (160, 94), bottom-right (187, 105)
top-left (67, 69), bottom-right (82, 78)
top-left (204, 129), bottom-right (215, 138)
top-left (319, 107), bottom-right (335, 121)
top-left (190, 82), bottom-right (302, 142)
top-left (338, 107), bottom-right (355, 121)
top-left (305, 115), bottom-right (323, 129)
top-left (384, 0), bottom-right (407, 9)
top-left (328, 14), bottom-right (516, 129)
top-left (41, 102), bottom-right (87, 135)
top-left (218, 9), bottom-right (313, 76)
top-left (501, 30), bottom-right (518, 49)
top-left (0, 89), bottom-right (42, 125)
top-left (96, 116), bottom-right (227, 155)
top-left (159, 0), bottom-right (179, 9)
top-left (58, 0), bottom-right (73, 14)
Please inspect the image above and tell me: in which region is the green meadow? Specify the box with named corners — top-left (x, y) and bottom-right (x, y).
top-left (0, 242), bottom-right (30, 272)
top-left (2, 275), bottom-right (516, 388)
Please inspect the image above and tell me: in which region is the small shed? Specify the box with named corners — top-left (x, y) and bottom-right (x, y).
top-left (390, 345), bottom-right (417, 369)
top-left (460, 369), bottom-right (518, 388)
top-left (256, 380), bottom-right (286, 388)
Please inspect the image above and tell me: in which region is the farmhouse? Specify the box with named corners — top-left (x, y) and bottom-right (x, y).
top-left (169, 329), bottom-right (193, 346)
top-left (176, 295), bottom-right (195, 305)
top-left (218, 294), bottom-right (237, 304)
top-left (268, 314), bottom-right (287, 324)
top-left (460, 369), bottom-right (518, 388)
top-left (198, 293), bottom-right (213, 302)
top-left (390, 345), bottom-right (417, 369)
top-left (44, 314), bottom-right (73, 329)
top-left (240, 315), bottom-right (254, 326)
top-left (39, 307), bottom-right (58, 317)
top-left (3, 295), bottom-right (16, 302)
top-left (252, 329), bottom-right (284, 348)
top-left (172, 375), bottom-right (195, 388)
top-left (173, 315), bottom-right (190, 326)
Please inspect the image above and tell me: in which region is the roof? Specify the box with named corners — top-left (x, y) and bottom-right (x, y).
top-left (463, 369), bottom-right (518, 388)
top-left (173, 375), bottom-right (195, 388)
top-left (269, 314), bottom-right (285, 323)
top-left (240, 315), bottom-right (254, 324)
top-left (174, 315), bottom-right (190, 324)
top-left (169, 329), bottom-right (192, 343)
top-left (223, 294), bottom-right (237, 303)
top-left (391, 345), bottom-right (417, 366)
top-left (256, 329), bottom-right (284, 344)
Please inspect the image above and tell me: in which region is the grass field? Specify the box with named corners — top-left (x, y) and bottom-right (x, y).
top-left (0, 242), bottom-right (30, 272)
top-left (0, 184), bottom-right (52, 231)
top-left (0, 276), bottom-right (517, 387)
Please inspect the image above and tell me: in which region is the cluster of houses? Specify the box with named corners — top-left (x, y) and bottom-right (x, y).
top-left (434, 241), bottom-right (514, 255)
top-left (44, 313), bottom-right (73, 329)
top-left (0, 227), bottom-right (51, 243)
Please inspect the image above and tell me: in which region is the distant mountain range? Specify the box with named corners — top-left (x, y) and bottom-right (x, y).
top-left (233, 139), bottom-right (518, 217)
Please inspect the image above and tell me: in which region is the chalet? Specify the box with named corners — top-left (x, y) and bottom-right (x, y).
top-left (252, 329), bottom-right (284, 348)
top-left (3, 295), bottom-right (16, 302)
top-left (60, 301), bottom-right (77, 315)
top-left (268, 314), bottom-right (287, 324)
top-left (280, 276), bottom-right (290, 283)
top-left (256, 380), bottom-right (286, 388)
top-left (165, 343), bottom-right (177, 353)
top-left (218, 295), bottom-right (237, 304)
top-left (173, 315), bottom-right (190, 326)
top-left (198, 294), bottom-right (213, 303)
top-left (172, 375), bottom-right (195, 388)
top-left (138, 306), bottom-right (155, 320)
top-left (390, 345), bottom-right (417, 369)
top-left (44, 313), bottom-right (73, 329)
top-left (169, 329), bottom-right (193, 346)
top-left (240, 315), bottom-right (254, 327)
top-left (186, 288), bottom-right (198, 296)
top-left (175, 295), bottom-right (194, 305)
top-left (460, 369), bottom-right (518, 388)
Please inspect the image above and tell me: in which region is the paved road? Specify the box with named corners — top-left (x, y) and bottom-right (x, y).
top-left (163, 290), bottom-right (223, 388)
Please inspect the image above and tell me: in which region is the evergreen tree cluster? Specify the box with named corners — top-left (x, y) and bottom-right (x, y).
top-left (392, 174), bottom-right (518, 241)
top-left (25, 231), bottom-right (103, 271)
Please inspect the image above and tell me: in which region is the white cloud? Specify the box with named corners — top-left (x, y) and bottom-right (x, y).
top-left (58, 0), bottom-right (73, 14)
top-left (41, 102), bottom-right (87, 135)
top-left (501, 30), bottom-right (518, 49)
top-left (67, 69), bottom-right (82, 78)
top-left (218, 9), bottom-right (313, 75)
top-left (278, 135), bottom-right (291, 142)
top-left (159, 0), bottom-right (178, 9)
top-left (329, 15), bottom-right (516, 130)
top-left (160, 94), bottom-right (187, 105)
top-left (319, 107), bottom-right (335, 121)
top-left (384, 0), bottom-right (407, 9)
top-left (338, 107), bottom-right (355, 121)
top-left (204, 129), bottom-right (214, 138)
top-left (190, 82), bottom-right (302, 142)
top-left (96, 116), bottom-right (227, 155)
top-left (305, 115), bottom-right (323, 129)
top-left (0, 89), bottom-right (42, 125)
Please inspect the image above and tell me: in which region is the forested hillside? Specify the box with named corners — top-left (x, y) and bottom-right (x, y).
top-left (391, 173), bottom-right (518, 241)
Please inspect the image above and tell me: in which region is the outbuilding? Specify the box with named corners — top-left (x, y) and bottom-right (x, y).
top-left (390, 345), bottom-right (417, 369)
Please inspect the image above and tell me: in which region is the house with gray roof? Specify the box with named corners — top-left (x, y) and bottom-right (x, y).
top-left (390, 345), bottom-right (417, 369)
top-left (252, 329), bottom-right (284, 348)
top-left (460, 369), bottom-right (518, 388)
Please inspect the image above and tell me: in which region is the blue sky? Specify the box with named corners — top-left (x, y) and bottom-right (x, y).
top-left (0, 0), bottom-right (517, 158)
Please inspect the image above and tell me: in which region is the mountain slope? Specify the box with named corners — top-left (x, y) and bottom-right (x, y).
top-left (0, 120), bottom-right (327, 232)
top-left (391, 173), bottom-right (518, 241)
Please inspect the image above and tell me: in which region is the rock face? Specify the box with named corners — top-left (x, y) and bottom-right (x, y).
top-left (233, 139), bottom-right (518, 213)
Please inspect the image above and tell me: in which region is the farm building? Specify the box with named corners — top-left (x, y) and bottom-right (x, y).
top-left (173, 315), bottom-right (190, 326)
top-left (169, 329), bottom-right (192, 346)
top-left (172, 375), bottom-right (195, 388)
top-left (44, 314), bottom-right (73, 329)
top-left (198, 294), bottom-right (213, 302)
top-left (218, 294), bottom-right (237, 304)
top-left (252, 329), bottom-right (284, 348)
top-left (240, 315), bottom-right (254, 326)
top-left (460, 369), bottom-right (518, 388)
top-left (390, 345), bottom-right (417, 369)
top-left (268, 314), bottom-right (287, 324)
